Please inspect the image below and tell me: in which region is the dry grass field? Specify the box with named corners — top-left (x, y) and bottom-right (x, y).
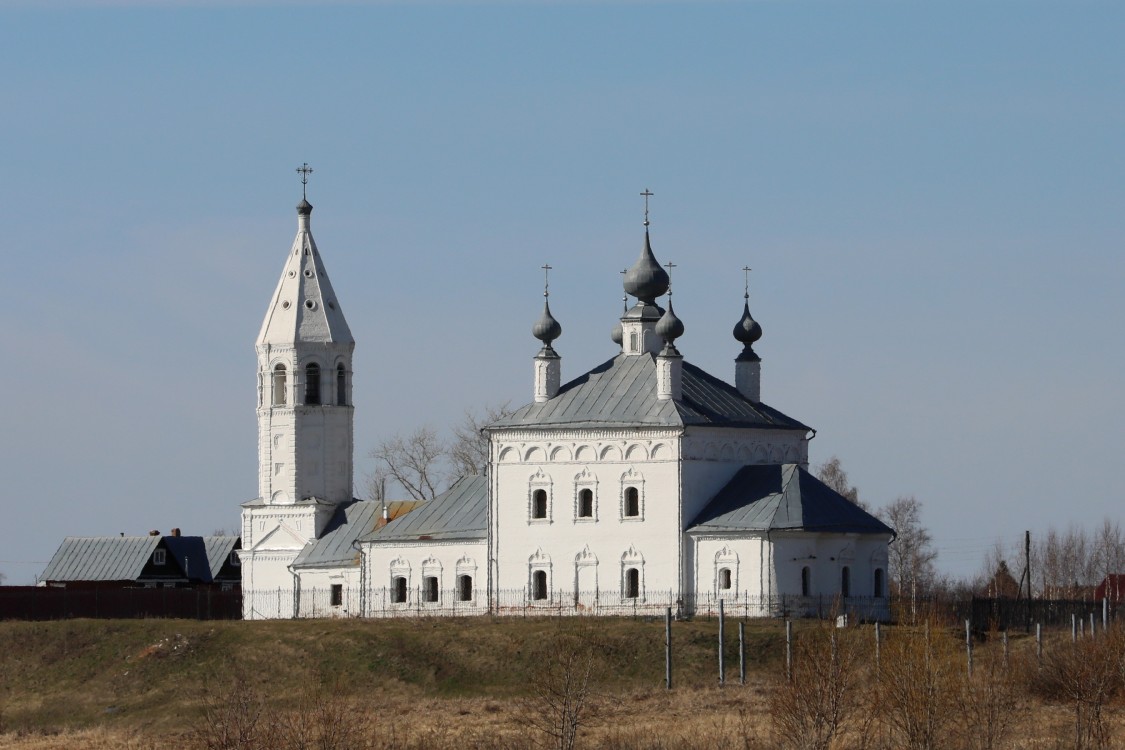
top-left (0, 616), bottom-right (1122, 749)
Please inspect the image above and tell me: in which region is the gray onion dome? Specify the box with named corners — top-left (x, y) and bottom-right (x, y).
top-left (733, 301), bottom-right (762, 345)
top-left (532, 299), bottom-right (562, 346)
top-left (656, 299), bottom-right (685, 344)
top-left (623, 231), bottom-right (670, 303)
top-left (610, 320), bottom-right (623, 346)
top-left (297, 198), bottom-right (313, 215)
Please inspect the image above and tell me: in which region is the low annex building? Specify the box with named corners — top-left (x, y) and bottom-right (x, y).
top-left (239, 185), bottom-right (894, 620)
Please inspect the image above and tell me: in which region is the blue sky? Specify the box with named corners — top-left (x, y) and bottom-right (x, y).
top-left (1, 1), bottom-right (1122, 584)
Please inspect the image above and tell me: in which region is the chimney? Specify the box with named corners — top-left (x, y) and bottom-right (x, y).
top-left (171, 527), bottom-right (181, 537)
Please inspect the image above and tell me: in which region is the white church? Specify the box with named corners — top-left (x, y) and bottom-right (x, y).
top-left (238, 187), bottom-right (894, 620)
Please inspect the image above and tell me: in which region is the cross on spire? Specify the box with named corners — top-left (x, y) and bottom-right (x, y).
top-left (640, 189), bottom-right (654, 227)
top-left (665, 261), bottom-right (677, 295)
top-left (296, 163), bottom-right (313, 200)
top-left (742, 266), bottom-right (752, 299)
top-left (620, 268), bottom-right (628, 304)
top-left (542, 263), bottom-right (553, 297)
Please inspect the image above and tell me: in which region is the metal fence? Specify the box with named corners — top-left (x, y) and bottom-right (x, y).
top-left (0, 586), bottom-right (242, 621)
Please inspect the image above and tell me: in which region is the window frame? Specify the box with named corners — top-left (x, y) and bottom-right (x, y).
top-left (330, 583), bottom-right (343, 607)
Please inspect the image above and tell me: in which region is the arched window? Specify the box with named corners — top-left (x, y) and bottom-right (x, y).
top-left (272, 364), bottom-right (287, 405)
top-left (719, 568), bottom-right (732, 590)
top-left (423, 575), bottom-right (439, 603)
top-left (624, 487), bottom-right (640, 518)
top-left (458, 574), bottom-right (473, 602)
top-left (801, 566), bottom-right (811, 597)
top-left (336, 364), bottom-right (347, 406)
top-left (305, 363), bottom-right (320, 404)
top-left (532, 489), bottom-right (548, 519)
top-left (391, 576), bottom-right (407, 604)
top-left (624, 568), bottom-right (640, 599)
top-left (532, 570), bottom-right (548, 600)
top-left (874, 568), bottom-right (885, 599)
top-left (841, 566), bottom-right (851, 598)
top-left (578, 488), bottom-right (593, 518)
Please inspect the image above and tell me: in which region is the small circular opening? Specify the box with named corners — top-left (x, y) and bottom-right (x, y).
top-left (281, 300), bottom-right (291, 309)
top-left (287, 270), bottom-right (296, 278)
top-left (303, 269), bottom-right (314, 278)
top-left (305, 300), bottom-right (317, 310)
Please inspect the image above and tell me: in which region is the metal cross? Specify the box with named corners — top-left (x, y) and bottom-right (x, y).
top-left (665, 261), bottom-right (677, 295)
top-left (542, 263), bottom-right (552, 297)
top-left (742, 266), bottom-right (752, 299)
top-left (621, 269), bottom-right (628, 306)
top-left (640, 189), bottom-right (654, 227)
top-left (296, 163), bottom-right (313, 199)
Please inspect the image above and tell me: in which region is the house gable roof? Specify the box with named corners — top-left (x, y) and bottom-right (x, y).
top-left (688, 464), bottom-right (894, 536)
top-left (41, 536), bottom-right (169, 582)
top-left (489, 354), bottom-right (809, 431)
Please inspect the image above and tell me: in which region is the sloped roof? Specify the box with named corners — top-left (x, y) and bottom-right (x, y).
top-left (204, 536), bottom-right (240, 578)
top-left (41, 536), bottom-right (164, 582)
top-left (489, 354), bottom-right (809, 431)
top-left (361, 475), bottom-right (487, 543)
top-left (163, 536), bottom-right (214, 582)
top-left (688, 464), bottom-right (894, 536)
top-left (293, 500), bottom-right (382, 569)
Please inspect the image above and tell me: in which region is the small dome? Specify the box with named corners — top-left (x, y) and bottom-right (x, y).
top-left (532, 299), bottom-right (562, 345)
top-left (623, 231), bottom-right (669, 302)
top-left (656, 299), bottom-right (685, 343)
top-left (610, 320), bottom-right (623, 346)
top-left (297, 198), bottom-right (313, 215)
top-left (733, 301), bottom-right (762, 345)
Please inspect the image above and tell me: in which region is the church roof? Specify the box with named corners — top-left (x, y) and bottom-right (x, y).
top-left (292, 500), bottom-right (382, 569)
top-left (688, 464), bottom-right (894, 535)
top-left (490, 353), bottom-right (809, 431)
top-left (257, 201), bottom-right (354, 347)
top-left (360, 475), bottom-right (487, 543)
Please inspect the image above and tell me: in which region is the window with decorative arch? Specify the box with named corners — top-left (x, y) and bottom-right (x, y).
top-left (305, 362), bottom-right (321, 404)
top-left (390, 558), bottom-right (410, 605)
top-left (620, 469), bottom-right (645, 521)
top-left (574, 469), bottom-right (597, 521)
top-left (528, 470), bottom-right (552, 523)
top-left (620, 545), bottom-right (645, 601)
top-left (715, 546), bottom-right (739, 597)
top-left (456, 555), bottom-right (477, 603)
top-left (529, 549), bottom-right (552, 603)
top-left (272, 364), bottom-right (287, 406)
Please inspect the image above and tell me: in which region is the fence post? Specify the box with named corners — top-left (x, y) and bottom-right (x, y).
top-left (739, 621), bottom-right (746, 685)
top-left (1090, 612), bottom-right (1096, 638)
top-left (874, 621), bottom-right (881, 675)
top-left (1103, 598), bottom-right (1109, 630)
top-left (785, 619), bottom-right (793, 682)
top-left (965, 620), bottom-right (973, 676)
top-left (1072, 613), bottom-right (1077, 642)
top-left (665, 607), bottom-right (672, 691)
top-left (718, 598), bottom-right (725, 686)
top-left (1002, 630), bottom-right (1009, 669)
top-left (1036, 622), bottom-right (1042, 668)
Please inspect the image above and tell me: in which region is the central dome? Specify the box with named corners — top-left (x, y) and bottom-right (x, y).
top-left (623, 231), bottom-right (669, 303)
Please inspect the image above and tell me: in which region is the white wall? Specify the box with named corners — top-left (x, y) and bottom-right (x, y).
top-left (361, 540), bottom-right (488, 617)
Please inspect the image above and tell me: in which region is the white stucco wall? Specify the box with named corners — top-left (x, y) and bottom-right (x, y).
top-left (361, 540), bottom-right (488, 617)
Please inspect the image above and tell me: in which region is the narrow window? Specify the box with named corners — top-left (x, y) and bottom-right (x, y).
top-left (330, 584), bottom-right (343, 607)
top-left (272, 365), bottom-right (287, 405)
top-left (153, 549), bottom-right (166, 566)
top-left (578, 488), bottom-right (593, 518)
top-left (532, 489), bottom-right (548, 519)
top-left (841, 567), bottom-right (850, 598)
top-left (230, 552), bottom-right (240, 567)
top-left (874, 568), bottom-right (885, 599)
top-left (719, 568), bottom-right (732, 590)
top-left (801, 566), bottom-right (811, 597)
top-left (624, 487), bottom-right (640, 518)
top-left (625, 568), bottom-right (640, 599)
top-left (336, 364), bottom-right (347, 406)
top-left (392, 576), bottom-right (407, 604)
top-left (305, 363), bottom-right (321, 404)
top-left (423, 576), bottom-right (438, 603)
top-left (458, 574), bottom-right (473, 602)
top-left (532, 570), bottom-right (548, 601)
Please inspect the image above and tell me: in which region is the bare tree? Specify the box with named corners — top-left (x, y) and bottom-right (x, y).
top-left (450, 401), bottom-right (514, 479)
top-left (814, 455), bottom-right (865, 508)
top-left (879, 496), bottom-right (937, 609)
top-left (369, 426), bottom-right (447, 501)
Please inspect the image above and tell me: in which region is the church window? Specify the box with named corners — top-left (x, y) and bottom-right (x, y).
top-left (841, 567), bottom-right (851, 598)
top-left (532, 570), bottom-right (548, 601)
top-left (578, 488), bottom-right (593, 519)
top-left (801, 566), bottom-right (811, 597)
top-left (153, 549), bottom-right (166, 566)
top-left (423, 576), bottom-right (439, 603)
top-left (623, 487), bottom-right (640, 518)
top-left (874, 568), bottom-right (885, 599)
top-left (391, 576), bottom-right (407, 604)
top-left (330, 584), bottom-right (343, 607)
top-left (629, 332), bottom-right (637, 351)
top-left (719, 568), bottom-right (732, 590)
top-left (458, 574), bottom-right (473, 602)
top-left (624, 568), bottom-right (640, 599)
top-left (532, 489), bottom-right (548, 520)
top-left (272, 365), bottom-right (287, 405)
top-left (336, 364), bottom-right (347, 406)
top-left (305, 363), bottom-right (321, 405)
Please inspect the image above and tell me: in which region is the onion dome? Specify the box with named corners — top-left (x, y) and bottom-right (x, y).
top-left (623, 231), bottom-right (670, 303)
top-left (734, 299), bottom-right (762, 361)
top-left (297, 198), bottom-right (313, 215)
top-left (610, 319), bottom-right (623, 346)
top-left (532, 298), bottom-right (562, 349)
top-left (656, 299), bottom-right (684, 356)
